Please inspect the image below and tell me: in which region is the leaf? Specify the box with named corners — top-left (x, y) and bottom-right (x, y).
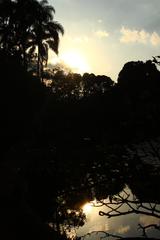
top-left (46, 38), bottom-right (59, 54)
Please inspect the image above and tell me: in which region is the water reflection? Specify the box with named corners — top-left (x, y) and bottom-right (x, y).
top-left (6, 142), bottom-right (160, 240)
top-left (82, 202), bottom-right (93, 214)
top-left (77, 186), bottom-right (160, 239)
top-left (50, 142), bottom-right (160, 239)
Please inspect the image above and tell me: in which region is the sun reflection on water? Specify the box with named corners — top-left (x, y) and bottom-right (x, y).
top-left (82, 202), bottom-right (93, 214)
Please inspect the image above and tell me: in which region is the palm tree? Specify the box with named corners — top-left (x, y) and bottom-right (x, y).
top-left (0, 0), bottom-right (64, 78)
top-left (26, 0), bottom-right (64, 80)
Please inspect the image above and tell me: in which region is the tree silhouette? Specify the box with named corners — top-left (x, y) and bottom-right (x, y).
top-left (0, 0), bottom-right (64, 79)
top-left (94, 188), bottom-right (160, 239)
top-left (1, 2), bottom-right (160, 238)
top-left (27, 0), bottom-right (64, 79)
top-left (79, 188), bottom-right (160, 240)
top-left (0, 0), bottom-right (17, 53)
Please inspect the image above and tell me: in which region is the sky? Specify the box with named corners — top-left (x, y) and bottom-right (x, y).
top-left (48, 0), bottom-right (160, 81)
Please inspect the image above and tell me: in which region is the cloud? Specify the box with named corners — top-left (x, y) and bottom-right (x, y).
top-left (150, 32), bottom-right (160, 46)
top-left (98, 19), bottom-right (103, 23)
top-left (89, 222), bottom-right (109, 233)
top-left (95, 30), bottom-right (109, 38)
top-left (120, 26), bottom-right (160, 46)
top-left (120, 27), bottom-right (149, 44)
top-left (117, 225), bottom-right (130, 234)
top-left (66, 35), bottom-right (89, 43)
top-left (139, 215), bottom-right (160, 226)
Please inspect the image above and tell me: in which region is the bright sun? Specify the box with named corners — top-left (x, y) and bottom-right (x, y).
top-left (60, 50), bottom-right (90, 74)
top-left (82, 202), bottom-right (93, 214)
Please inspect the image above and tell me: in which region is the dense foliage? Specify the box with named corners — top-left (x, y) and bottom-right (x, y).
top-left (1, 1), bottom-right (160, 240)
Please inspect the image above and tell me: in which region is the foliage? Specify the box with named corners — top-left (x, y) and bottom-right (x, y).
top-left (0, 0), bottom-right (64, 79)
top-left (1, 4), bottom-right (160, 238)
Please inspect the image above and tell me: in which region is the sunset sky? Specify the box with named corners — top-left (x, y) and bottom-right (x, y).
top-left (49, 0), bottom-right (160, 81)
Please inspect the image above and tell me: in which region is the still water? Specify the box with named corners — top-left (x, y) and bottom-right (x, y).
top-left (51, 140), bottom-right (160, 239)
top-left (76, 186), bottom-right (160, 239)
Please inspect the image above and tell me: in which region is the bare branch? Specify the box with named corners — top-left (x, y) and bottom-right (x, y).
top-left (78, 230), bottom-right (122, 240)
top-left (138, 223), bottom-right (160, 238)
top-left (96, 189), bottom-right (160, 219)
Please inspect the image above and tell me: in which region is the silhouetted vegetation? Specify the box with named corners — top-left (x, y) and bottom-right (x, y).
top-left (1, 1), bottom-right (160, 240)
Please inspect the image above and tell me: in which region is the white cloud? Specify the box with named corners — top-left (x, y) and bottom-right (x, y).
top-left (66, 35), bottom-right (89, 43)
top-left (98, 19), bottom-right (103, 23)
top-left (150, 32), bottom-right (160, 46)
top-left (139, 215), bottom-right (160, 226)
top-left (120, 26), bottom-right (160, 46)
top-left (120, 27), bottom-right (149, 44)
top-left (117, 225), bottom-right (130, 234)
top-left (89, 222), bottom-right (109, 232)
top-left (95, 30), bottom-right (109, 38)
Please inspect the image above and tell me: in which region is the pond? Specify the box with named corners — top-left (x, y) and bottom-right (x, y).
top-left (76, 186), bottom-right (160, 239)
top-left (46, 140), bottom-right (160, 239)
top-left (5, 141), bottom-right (160, 240)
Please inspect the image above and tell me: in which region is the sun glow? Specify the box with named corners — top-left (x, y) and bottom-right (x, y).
top-left (82, 202), bottom-right (93, 214)
top-left (60, 50), bottom-right (90, 74)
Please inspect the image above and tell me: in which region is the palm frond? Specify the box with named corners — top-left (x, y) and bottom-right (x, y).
top-left (40, 0), bottom-right (55, 20)
top-left (46, 38), bottom-right (59, 54)
top-left (47, 21), bottom-right (64, 35)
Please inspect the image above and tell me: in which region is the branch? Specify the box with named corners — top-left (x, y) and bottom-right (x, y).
top-left (138, 223), bottom-right (160, 238)
top-left (99, 209), bottom-right (135, 218)
top-left (97, 189), bottom-right (160, 219)
top-left (78, 230), bottom-right (122, 240)
top-left (77, 230), bottom-right (160, 240)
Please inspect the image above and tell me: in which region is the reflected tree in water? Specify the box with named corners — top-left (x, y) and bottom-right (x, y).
top-left (1, 1), bottom-right (160, 238)
top-left (78, 187), bottom-right (160, 239)
top-left (98, 188), bottom-right (160, 235)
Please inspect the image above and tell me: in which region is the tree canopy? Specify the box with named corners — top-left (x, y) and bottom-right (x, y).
top-left (0, 0), bottom-right (64, 79)
top-left (1, 1), bottom-right (160, 239)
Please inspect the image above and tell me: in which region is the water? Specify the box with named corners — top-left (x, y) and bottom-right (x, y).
top-left (45, 141), bottom-right (160, 239)
top-left (76, 186), bottom-right (160, 239)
